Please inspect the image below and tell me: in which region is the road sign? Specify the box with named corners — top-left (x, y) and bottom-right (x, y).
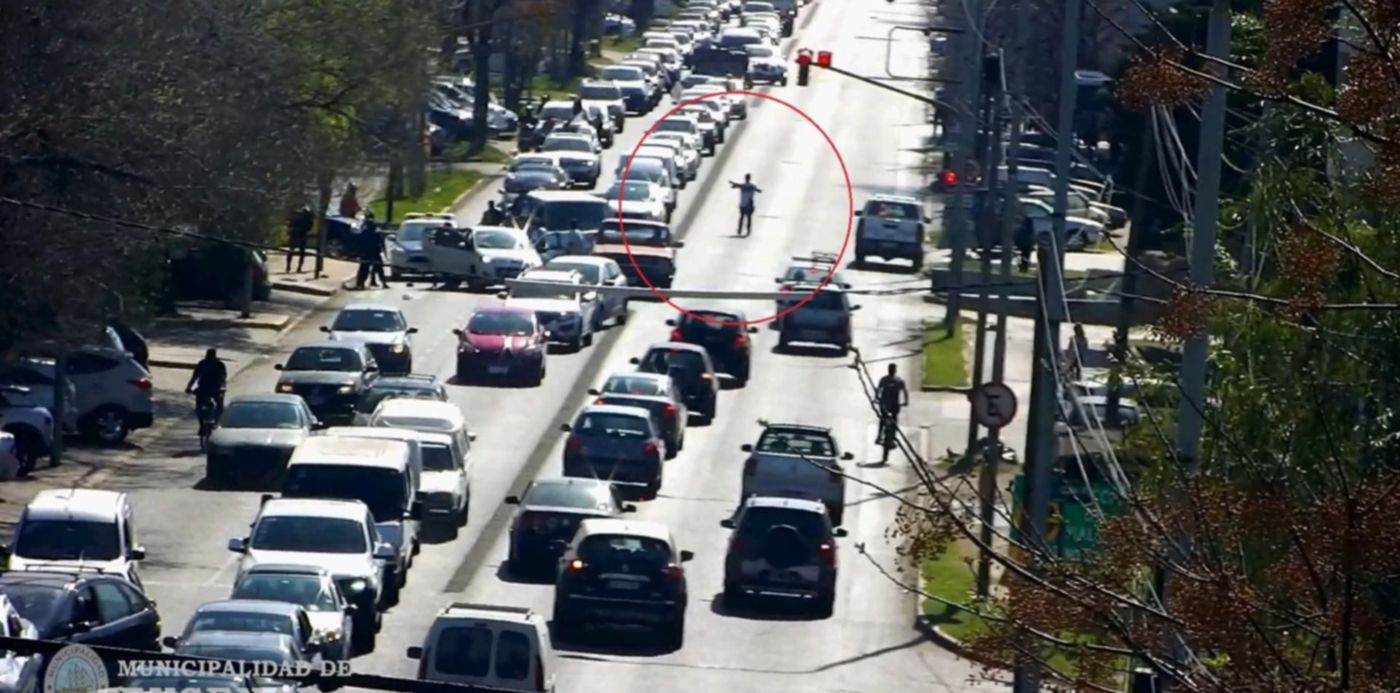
top-left (969, 382), bottom-right (1017, 428)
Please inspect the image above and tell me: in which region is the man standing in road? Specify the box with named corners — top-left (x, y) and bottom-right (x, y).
top-left (480, 201), bottom-right (504, 226)
top-left (876, 364), bottom-right (910, 464)
top-left (729, 174), bottom-right (762, 237)
top-left (286, 205), bottom-right (314, 273)
top-left (354, 212), bottom-right (386, 289)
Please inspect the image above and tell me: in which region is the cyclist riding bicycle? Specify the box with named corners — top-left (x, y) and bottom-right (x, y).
top-left (186, 348), bottom-right (228, 424)
top-left (876, 364), bottom-right (909, 463)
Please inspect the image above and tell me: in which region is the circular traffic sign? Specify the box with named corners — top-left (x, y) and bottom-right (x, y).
top-left (969, 382), bottom-right (1018, 428)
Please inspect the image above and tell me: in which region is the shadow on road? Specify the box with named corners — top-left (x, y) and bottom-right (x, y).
top-left (708, 592), bottom-right (827, 622)
top-left (550, 623), bottom-right (680, 657)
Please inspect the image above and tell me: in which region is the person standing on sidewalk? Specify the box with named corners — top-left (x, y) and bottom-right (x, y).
top-left (339, 183), bottom-right (361, 218)
top-left (286, 206), bottom-right (314, 273)
top-left (876, 364), bottom-right (910, 464)
top-left (729, 174), bottom-right (762, 237)
top-left (1064, 323), bottom-right (1089, 380)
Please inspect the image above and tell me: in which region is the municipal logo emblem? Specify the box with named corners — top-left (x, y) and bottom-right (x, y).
top-left (44, 644), bottom-right (108, 693)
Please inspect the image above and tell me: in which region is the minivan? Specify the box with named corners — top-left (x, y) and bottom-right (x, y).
top-left (408, 603), bottom-right (557, 692)
top-left (521, 190), bottom-right (611, 237)
top-left (281, 436), bottom-right (422, 601)
top-left (321, 427), bottom-right (426, 510)
top-left (2, 489), bottom-right (146, 588)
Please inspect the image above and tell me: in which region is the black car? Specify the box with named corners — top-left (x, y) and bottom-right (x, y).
top-left (355, 374), bottom-right (448, 420)
top-left (552, 519), bottom-right (693, 648)
top-left (117, 673), bottom-right (292, 693)
top-left (0, 570), bottom-right (162, 650)
top-left (630, 342), bottom-right (719, 422)
top-left (665, 310), bottom-right (757, 385)
top-left (589, 391), bottom-right (686, 457)
top-left (504, 478), bottom-right (634, 577)
top-left (274, 341), bottom-right (380, 424)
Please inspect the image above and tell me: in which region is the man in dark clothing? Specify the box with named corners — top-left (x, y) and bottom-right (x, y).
top-left (185, 349), bottom-right (228, 423)
top-left (480, 201), bottom-right (505, 226)
top-left (572, 95), bottom-right (584, 119)
top-left (354, 213), bottom-right (387, 289)
top-left (1015, 219), bottom-right (1035, 272)
top-left (876, 364), bottom-right (910, 463)
top-left (728, 174), bottom-right (762, 237)
top-left (286, 206), bottom-right (314, 273)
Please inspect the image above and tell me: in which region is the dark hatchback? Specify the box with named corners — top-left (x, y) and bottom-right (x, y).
top-left (560, 405), bottom-right (667, 496)
top-left (630, 343), bottom-right (719, 422)
top-left (354, 374), bottom-right (447, 422)
top-left (274, 342), bottom-right (380, 424)
top-left (0, 571), bottom-right (162, 650)
top-left (589, 392), bottom-right (685, 458)
top-left (503, 478), bottom-right (634, 577)
top-left (665, 310), bottom-right (757, 385)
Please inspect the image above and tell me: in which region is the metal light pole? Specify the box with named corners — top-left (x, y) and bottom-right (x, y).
top-left (941, 0), bottom-right (985, 332)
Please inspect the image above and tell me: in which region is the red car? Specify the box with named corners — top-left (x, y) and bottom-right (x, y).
top-left (452, 305), bottom-right (549, 385)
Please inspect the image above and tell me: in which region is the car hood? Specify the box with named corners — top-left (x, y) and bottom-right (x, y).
top-left (208, 428), bottom-right (305, 449)
top-left (506, 298), bottom-right (581, 313)
top-left (276, 371), bottom-right (360, 386)
top-left (595, 243), bottom-right (674, 259)
top-left (609, 199), bottom-right (663, 214)
top-left (465, 332), bottom-right (542, 352)
top-left (421, 471), bottom-right (463, 494)
top-left (243, 550), bottom-right (376, 580)
top-left (306, 611), bottom-right (345, 636)
top-left (554, 152), bottom-right (600, 164)
top-left (480, 249), bottom-right (541, 265)
top-left (328, 331), bottom-right (403, 345)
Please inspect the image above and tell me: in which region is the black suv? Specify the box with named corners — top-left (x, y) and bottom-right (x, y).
top-left (0, 570), bottom-right (162, 648)
top-left (504, 478), bottom-right (634, 577)
top-left (665, 310), bottom-right (757, 386)
top-left (720, 496), bottom-right (847, 616)
top-left (274, 341), bottom-right (380, 424)
top-left (552, 519), bottom-right (693, 649)
top-left (630, 342), bottom-right (719, 422)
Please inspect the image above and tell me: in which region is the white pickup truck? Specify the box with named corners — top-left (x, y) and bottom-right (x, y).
top-left (738, 422), bottom-right (853, 526)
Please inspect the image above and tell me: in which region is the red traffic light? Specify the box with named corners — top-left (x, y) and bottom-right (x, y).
top-left (796, 49), bottom-right (812, 66)
top-left (939, 169), bottom-right (958, 186)
top-left (816, 51), bottom-right (832, 67)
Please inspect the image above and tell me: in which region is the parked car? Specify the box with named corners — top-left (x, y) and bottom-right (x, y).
top-left (167, 239), bottom-right (272, 303)
top-left (205, 394), bottom-right (321, 488)
top-left (721, 496), bottom-right (846, 615)
top-left (739, 423), bottom-right (852, 525)
top-left (0, 570), bottom-right (161, 648)
top-left (560, 404), bottom-right (667, 497)
top-left (0, 594), bottom-right (41, 690)
top-left (504, 478), bottom-right (634, 576)
top-left (0, 388), bottom-right (55, 474)
top-left (2, 349), bottom-right (153, 444)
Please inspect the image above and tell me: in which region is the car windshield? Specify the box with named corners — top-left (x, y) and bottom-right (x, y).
top-left (250, 516), bottom-right (367, 554)
top-left (511, 165), bottom-right (557, 179)
top-left (599, 66), bottom-right (643, 81)
top-left (537, 200), bottom-right (608, 229)
top-left (682, 109), bottom-right (713, 123)
top-left (232, 575), bottom-right (337, 612)
top-left (331, 310), bottom-right (404, 332)
top-left (606, 181), bottom-right (653, 201)
top-left (420, 443), bottom-right (456, 472)
top-left (0, 583), bottom-right (65, 633)
top-left (189, 610), bottom-right (295, 637)
top-left (468, 311), bottom-right (535, 335)
top-left (545, 262), bottom-right (602, 284)
top-left (13, 519), bottom-right (121, 561)
top-left (396, 223), bottom-right (434, 242)
top-left (219, 402), bottom-right (302, 430)
top-left (745, 45), bottom-right (774, 58)
top-left (510, 281), bottom-right (579, 301)
top-left (738, 507), bottom-right (828, 541)
top-left (581, 84), bottom-right (621, 99)
top-left (578, 534), bottom-right (670, 568)
top-left (864, 201), bottom-right (921, 220)
top-left (543, 137), bottom-right (592, 153)
top-left (524, 482), bottom-right (613, 510)
top-left (474, 230), bottom-right (518, 250)
top-left (639, 349), bottom-right (706, 375)
top-left (651, 133), bottom-right (690, 149)
top-left (284, 347), bottom-right (362, 372)
top-left (510, 157), bottom-right (555, 172)
top-left (282, 466), bottom-right (407, 523)
top-left (179, 645), bottom-right (292, 665)
top-left (598, 224), bottom-right (670, 246)
top-left (657, 119), bottom-right (695, 133)
top-left (577, 412), bottom-right (650, 437)
top-left (756, 428), bottom-right (836, 457)
top-left (602, 375), bottom-right (663, 396)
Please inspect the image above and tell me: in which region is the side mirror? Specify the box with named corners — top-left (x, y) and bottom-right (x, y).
top-left (496, 291), bottom-right (509, 299)
top-left (505, 495), bottom-right (521, 505)
top-left (833, 528), bottom-right (849, 537)
top-left (587, 388), bottom-right (601, 396)
top-left (407, 327), bottom-right (418, 334)
top-left (773, 277), bottom-right (782, 283)
top-left (227, 537), bottom-right (248, 553)
top-left (852, 210), bottom-right (862, 216)
top-left (622, 504), bottom-right (637, 513)
top-left (629, 357), bottom-right (640, 364)
top-left (665, 319), bottom-right (677, 326)
top-left (128, 547), bottom-right (146, 561)
top-left (366, 364), bottom-right (380, 373)
top-left (673, 241), bottom-right (685, 248)
top-left (319, 326), bottom-right (331, 333)
top-left (740, 443), bottom-right (753, 452)
top-left (261, 493), bottom-right (274, 506)
top-left (274, 364), bottom-right (284, 371)
top-left (850, 305), bottom-right (863, 311)
top-left (406, 646), bottom-right (423, 659)
top-left (841, 452), bottom-right (854, 461)
top-left (719, 518), bottom-right (736, 529)
top-left (452, 328), bottom-right (464, 337)
top-left (679, 550), bottom-right (695, 562)
top-left (311, 421), bottom-right (328, 431)
top-left (344, 604), bottom-right (358, 614)
top-left (409, 500), bottom-right (424, 520)
top-left (560, 423), bottom-right (572, 432)
top-left (468, 432), bottom-right (477, 441)
top-left (747, 327), bottom-right (758, 334)
top-left (924, 216), bottom-right (934, 223)
top-left (162, 636), bottom-right (179, 649)
top-left (373, 543), bottom-right (396, 560)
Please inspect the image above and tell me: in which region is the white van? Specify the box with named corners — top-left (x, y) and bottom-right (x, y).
top-left (281, 437), bottom-right (421, 601)
top-left (2, 489), bottom-right (146, 588)
top-left (321, 427), bottom-right (426, 512)
top-left (408, 603), bottom-right (557, 692)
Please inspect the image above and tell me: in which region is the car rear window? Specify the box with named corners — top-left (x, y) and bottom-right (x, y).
top-left (578, 412), bottom-right (651, 437)
top-left (602, 376), bottom-right (663, 396)
top-left (796, 291), bottom-right (846, 311)
top-left (494, 630), bottom-right (532, 680)
top-left (755, 429), bottom-right (836, 456)
top-left (682, 312), bottom-right (740, 332)
top-left (738, 507), bottom-right (829, 541)
top-left (864, 201), bottom-right (921, 220)
top-left (579, 534), bottom-right (671, 567)
top-left (525, 482), bottom-right (613, 510)
top-left (435, 626), bottom-right (492, 677)
top-left (640, 349), bottom-right (706, 374)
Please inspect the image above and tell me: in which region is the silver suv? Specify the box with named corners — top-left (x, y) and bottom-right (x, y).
top-left (720, 496), bottom-right (846, 616)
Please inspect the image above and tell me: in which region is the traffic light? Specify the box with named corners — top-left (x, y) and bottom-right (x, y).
top-left (939, 169), bottom-right (958, 187)
top-left (796, 49), bottom-right (812, 86)
top-left (816, 50), bottom-right (832, 68)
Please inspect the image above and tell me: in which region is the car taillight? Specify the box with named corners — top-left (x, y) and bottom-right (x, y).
top-left (663, 404), bottom-right (677, 418)
top-left (643, 442), bottom-right (658, 456)
top-left (743, 457), bottom-right (756, 476)
top-left (129, 377), bottom-right (152, 391)
top-left (670, 329), bottom-right (683, 341)
top-left (819, 542), bottom-right (836, 565)
top-left (566, 559), bottom-right (586, 574)
top-left (594, 398), bottom-right (607, 405)
top-left (566, 435), bottom-right (583, 451)
top-left (664, 563), bottom-right (684, 581)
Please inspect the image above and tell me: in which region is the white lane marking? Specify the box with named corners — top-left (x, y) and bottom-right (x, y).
top-left (204, 557), bottom-right (241, 586)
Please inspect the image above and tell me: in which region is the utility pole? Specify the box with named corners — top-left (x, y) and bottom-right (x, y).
top-left (941, 0), bottom-right (985, 332)
top-left (1013, 0), bottom-right (1082, 686)
top-left (1106, 122), bottom-right (1155, 429)
top-left (965, 54), bottom-right (1000, 458)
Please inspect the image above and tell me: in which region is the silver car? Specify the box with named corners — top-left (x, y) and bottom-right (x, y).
top-left (205, 394), bottom-right (321, 487)
top-left (230, 564), bottom-right (357, 660)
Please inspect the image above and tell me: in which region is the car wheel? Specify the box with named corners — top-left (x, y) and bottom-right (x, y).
top-left (205, 460), bottom-right (232, 488)
top-left (6, 427), bottom-right (42, 476)
top-left (616, 303), bottom-right (629, 325)
top-left (82, 405), bottom-right (130, 445)
top-left (457, 496), bottom-right (470, 527)
top-left (583, 330), bottom-right (595, 347)
top-left (837, 344), bottom-right (850, 357)
top-left (568, 335), bottom-right (584, 352)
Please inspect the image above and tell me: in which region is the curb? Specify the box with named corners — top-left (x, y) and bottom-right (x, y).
top-left (153, 315), bottom-right (290, 331)
top-left (270, 280), bottom-right (339, 297)
top-left (147, 357), bottom-right (201, 370)
top-left (918, 319), bottom-right (972, 392)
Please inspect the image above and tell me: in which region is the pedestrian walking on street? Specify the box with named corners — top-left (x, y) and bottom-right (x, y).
top-left (285, 205), bottom-right (314, 273)
top-left (729, 174), bottom-right (762, 237)
top-left (339, 183), bottom-right (362, 218)
top-left (480, 201), bottom-right (504, 226)
top-left (354, 212), bottom-right (387, 289)
top-left (875, 364), bottom-right (910, 464)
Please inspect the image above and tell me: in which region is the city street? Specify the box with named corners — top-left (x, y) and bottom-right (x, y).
top-left (45, 1), bottom-right (989, 691)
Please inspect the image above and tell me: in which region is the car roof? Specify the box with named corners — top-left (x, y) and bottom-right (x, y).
top-left (600, 219), bottom-right (668, 230)
top-left (546, 256), bottom-right (607, 267)
top-left (371, 375), bottom-right (441, 388)
top-left (605, 371), bottom-right (669, 384)
top-left (258, 497), bottom-right (369, 522)
top-left (579, 403), bottom-right (654, 419)
top-left (227, 394), bottom-right (306, 406)
top-left (578, 518), bottom-right (673, 542)
top-left (414, 431), bottom-right (456, 446)
top-left (196, 599), bottom-right (304, 617)
top-left (722, 27), bottom-right (761, 37)
top-left (438, 602), bottom-right (539, 625)
top-left (26, 489), bottom-right (126, 523)
top-left (743, 496), bottom-right (829, 513)
top-left (240, 564), bottom-right (331, 578)
top-left (181, 630), bottom-right (293, 648)
top-left (645, 341), bottom-right (708, 354)
top-left (527, 190), bottom-right (609, 203)
top-left (521, 268), bottom-right (582, 282)
top-left (287, 436), bottom-right (409, 468)
top-left (528, 477), bottom-right (615, 498)
top-left (0, 571), bottom-right (87, 589)
top-left (684, 307), bottom-right (746, 321)
top-left (339, 303), bottom-right (402, 313)
top-left (322, 427), bottom-right (424, 444)
top-left (763, 422), bottom-right (835, 434)
top-left (291, 339), bottom-right (364, 352)
top-left (867, 193), bottom-right (922, 205)
top-left (595, 392), bottom-right (671, 405)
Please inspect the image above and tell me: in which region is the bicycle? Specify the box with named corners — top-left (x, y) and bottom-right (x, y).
top-left (195, 390), bottom-right (225, 453)
top-left (876, 409), bottom-right (900, 463)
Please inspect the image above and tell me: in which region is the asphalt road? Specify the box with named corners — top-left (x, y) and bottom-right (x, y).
top-left (114, 1), bottom-right (989, 691)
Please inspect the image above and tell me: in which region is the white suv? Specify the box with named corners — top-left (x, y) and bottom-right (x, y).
top-left (3, 489), bottom-right (147, 588)
top-left (408, 603), bottom-right (557, 692)
top-left (7, 348), bottom-right (154, 444)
